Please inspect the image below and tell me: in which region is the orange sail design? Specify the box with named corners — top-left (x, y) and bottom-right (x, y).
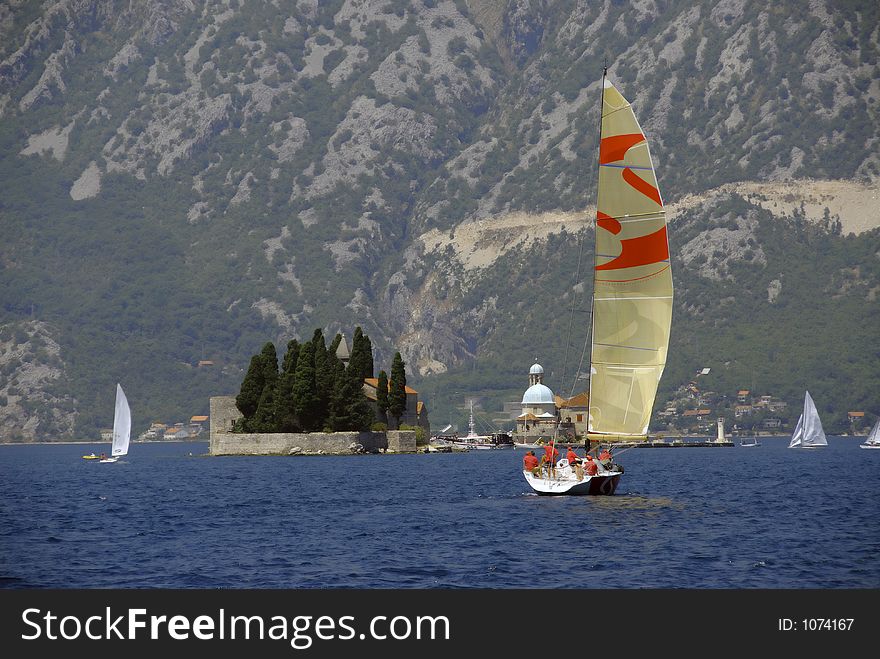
top-left (596, 210), bottom-right (621, 235)
top-left (595, 226), bottom-right (669, 271)
top-left (588, 77), bottom-right (673, 440)
top-left (621, 167), bottom-right (662, 206)
top-left (600, 133), bottom-right (645, 164)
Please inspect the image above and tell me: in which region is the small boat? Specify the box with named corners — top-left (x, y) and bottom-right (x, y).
top-left (740, 437), bottom-right (761, 447)
top-left (523, 70), bottom-right (671, 495)
top-left (860, 419), bottom-right (880, 449)
top-left (788, 391), bottom-right (828, 449)
top-left (448, 402), bottom-right (511, 449)
top-left (100, 384), bottom-right (131, 463)
top-left (81, 453), bottom-right (100, 460)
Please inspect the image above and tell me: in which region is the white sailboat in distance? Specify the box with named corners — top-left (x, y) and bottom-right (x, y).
top-left (100, 384), bottom-right (131, 463)
top-left (788, 391), bottom-right (828, 449)
top-left (860, 418), bottom-right (880, 450)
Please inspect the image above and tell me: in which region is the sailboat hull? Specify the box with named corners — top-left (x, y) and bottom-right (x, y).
top-left (523, 470), bottom-right (621, 496)
top-left (859, 444), bottom-right (880, 449)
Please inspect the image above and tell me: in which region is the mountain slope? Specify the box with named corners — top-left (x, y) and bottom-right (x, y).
top-left (0, 0), bottom-right (877, 438)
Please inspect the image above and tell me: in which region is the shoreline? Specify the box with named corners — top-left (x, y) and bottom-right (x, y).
top-left (0, 439), bottom-right (208, 446)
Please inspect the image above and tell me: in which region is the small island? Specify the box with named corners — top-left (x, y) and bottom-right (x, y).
top-left (209, 327), bottom-right (429, 456)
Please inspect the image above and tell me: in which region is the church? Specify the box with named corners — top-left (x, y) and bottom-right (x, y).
top-left (514, 362), bottom-right (589, 442)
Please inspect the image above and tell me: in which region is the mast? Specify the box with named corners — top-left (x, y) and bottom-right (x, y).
top-left (585, 64), bottom-right (607, 445)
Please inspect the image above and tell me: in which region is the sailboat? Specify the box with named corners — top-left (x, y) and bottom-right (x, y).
top-left (859, 419), bottom-right (880, 449)
top-left (100, 384), bottom-right (131, 463)
top-left (788, 391), bottom-right (827, 449)
top-left (524, 71), bottom-right (672, 495)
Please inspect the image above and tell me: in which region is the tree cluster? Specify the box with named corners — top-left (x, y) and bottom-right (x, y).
top-left (233, 327), bottom-right (376, 433)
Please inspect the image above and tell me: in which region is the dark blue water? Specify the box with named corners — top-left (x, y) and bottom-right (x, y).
top-left (1, 439), bottom-right (877, 589)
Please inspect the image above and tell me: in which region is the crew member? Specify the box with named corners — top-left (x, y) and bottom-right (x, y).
top-left (523, 450), bottom-right (539, 475)
top-left (584, 453), bottom-right (598, 476)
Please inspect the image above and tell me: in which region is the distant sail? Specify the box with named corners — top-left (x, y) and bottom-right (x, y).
top-left (112, 383), bottom-right (131, 457)
top-left (588, 78), bottom-right (673, 440)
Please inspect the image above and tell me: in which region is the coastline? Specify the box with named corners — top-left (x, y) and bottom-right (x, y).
top-left (0, 438), bottom-right (207, 446)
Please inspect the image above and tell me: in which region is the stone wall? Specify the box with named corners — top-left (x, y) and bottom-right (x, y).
top-left (209, 396), bottom-right (416, 455)
top-left (386, 430), bottom-right (417, 453)
top-left (211, 429), bottom-right (386, 456)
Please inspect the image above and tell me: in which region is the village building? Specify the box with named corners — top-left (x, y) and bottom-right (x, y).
top-left (513, 362), bottom-right (589, 441)
top-left (190, 415), bottom-right (209, 436)
top-left (362, 378), bottom-right (430, 434)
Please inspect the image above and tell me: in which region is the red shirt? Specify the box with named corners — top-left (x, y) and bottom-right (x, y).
top-left (566, 449), bottom-right (579, 464)
top-left (585, 461), bottom-right (598, 476)
top-left (523, 454), bottom-right (539, 470)
top-left (543, 445), bottom-right (559, 460)
top-left (599, 449), bottom-right (612, 461)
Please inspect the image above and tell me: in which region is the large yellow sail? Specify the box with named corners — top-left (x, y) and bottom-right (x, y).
top-left (588, 77), bottom-right (672, 441)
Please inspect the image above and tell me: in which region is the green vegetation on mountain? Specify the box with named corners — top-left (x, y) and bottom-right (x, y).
top-left (0, 1), bottom-right (877, 439)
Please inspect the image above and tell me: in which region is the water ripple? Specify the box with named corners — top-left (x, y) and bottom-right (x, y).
top-left (0, 440), bottom-right (878, 588)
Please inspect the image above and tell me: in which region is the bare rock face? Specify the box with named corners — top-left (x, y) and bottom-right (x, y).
top-left (70, 161), bottom-right (102, 199)
top-left (103, 92), bottom-right (232, 177)
top-left (679, 210), bottom-right (766, 281)
top-left (0, 321), bottom-right (77, 441)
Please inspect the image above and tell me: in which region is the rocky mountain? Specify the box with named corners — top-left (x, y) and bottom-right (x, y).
top-left (0, 0), bottom-right (878, 439)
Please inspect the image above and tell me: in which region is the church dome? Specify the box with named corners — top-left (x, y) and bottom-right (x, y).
top-left (529, 362), bottom-right (544, 375)
top-left (522, 383), bottom-right (554, 405)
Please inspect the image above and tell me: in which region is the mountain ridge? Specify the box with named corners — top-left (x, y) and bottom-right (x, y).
top-left (0, 0), bottom-right (877, 439)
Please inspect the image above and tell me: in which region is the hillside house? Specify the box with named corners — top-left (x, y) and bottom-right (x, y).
top-left (190, 415), bottom-right (209, 435)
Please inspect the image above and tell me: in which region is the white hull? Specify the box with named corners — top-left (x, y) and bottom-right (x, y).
top-left (859, 443), bottom-right (880, 449)
top-left (523, 459), bottom-right (622, 496)
top-left (99, 457), bottom-right (120, 463)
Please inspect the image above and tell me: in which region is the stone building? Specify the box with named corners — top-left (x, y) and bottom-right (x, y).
top-left (362, 378), bottom-right (429, 433)
top-left (513, 361), bottom-right (589, 441)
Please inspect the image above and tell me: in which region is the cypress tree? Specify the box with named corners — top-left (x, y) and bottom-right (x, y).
top-left (376, 369), bottom-right (389, 425)
top-left (236, 352), bottom-right (265, 420)
top-left (281, 339), bottom-right (300, 377)
top-left (275, 339), bottom-right (301, 432)
top-left (388, 352), bottom-right (407, 429)
top-left (260, 341), bottom-right (279, 383)
top-left (363, 334), bottom-right (374, 379)
top-left (252, 342), bottom-right (279, 431)
top-left (328, 355), bottom-right (347, 430)
top-left (328, 332), bottom-right (342, 356)
top-left (235, 341), bottom-right (277, 421)
top-left (292, 342), bottom-right (320, 431)
top-left (312, 329), bottom-right (331, 428)
top-left (347, 326), bottom-right (375, 380)
top-left (347, 326), bottom-right (366, 380)
top-left (251, 377), bottom-right (278, 432)
top-left (331, 363), bottom-right (374, 431)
